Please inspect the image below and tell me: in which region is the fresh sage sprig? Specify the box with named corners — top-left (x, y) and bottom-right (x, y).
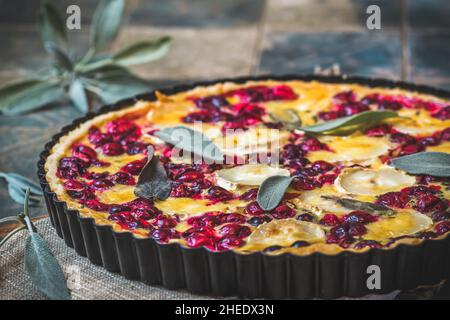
top-left (0, 189), bottom-right (70, 300)
top-left (321, 196), bottom-right (395, 216)
top-left (0, 0), bottom-right (171, 115)
top-left (155, 126), bottom-right (224, 163)
top-left (391, 152), bottom-right (450, 177)
top-left (22, 189), bottom-right (71, 300)
top-left (0, 172), bottom-right (42, 206)
top-left (300, 110), bottom-right (398, 136)
top-left (257, 176), bottom-right (294, 211)
top-left (134, 147), bottom-right (172, 201)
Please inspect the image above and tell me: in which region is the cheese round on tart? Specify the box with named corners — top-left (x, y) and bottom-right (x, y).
top-left (43, 79), bottom-right (450, 256)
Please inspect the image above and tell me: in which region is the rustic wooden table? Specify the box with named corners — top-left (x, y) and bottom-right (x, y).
top-left (0, 0), bottom-right (449, 299)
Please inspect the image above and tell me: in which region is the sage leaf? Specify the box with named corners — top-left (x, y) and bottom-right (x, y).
top-left (44, 43), bottom-right (73, 71)
top-left (90, 0), bottom-right (126, 52)
top-left (0, 79), bottom-right (44, 110)
top-left (69, 79), bottom-right (89, 113)
top-left (39, 0), bottom-right (67, 46)
top-left (25, 233), bottom-right (70, 300)
top-left (257, 176), bottom-right (294, 211)
top-left (83, 73), bottom-right (149, 103)
top-left (1, 82), bottom-right (63, 115)
top-left (21, 189), bottom-right (70, 300)
top-left (321, 196), bottom-right (395, 216)
top-left (155, 126), bottom-right (224, 163)
top-left (301, 110), bottom-right (398, 136)
top-left (7, 184), bottom-right (41, 207)
top-left (112, 37), bottom-right (171, 66)
top-left (0, 172), bottom-right (43, 195)
top-left (134, 147), bottom-right (171, 201)
top-left (391, 152), bottom-right (450, 177)
top-left (269, 109), bottom-right (302, 130)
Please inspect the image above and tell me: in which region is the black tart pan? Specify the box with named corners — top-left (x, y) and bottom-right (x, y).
top-left (37, 75), bottom-right (450, 299)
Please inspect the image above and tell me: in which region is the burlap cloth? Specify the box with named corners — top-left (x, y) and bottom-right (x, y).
top-left (0, 218), bottom-right (408, 300)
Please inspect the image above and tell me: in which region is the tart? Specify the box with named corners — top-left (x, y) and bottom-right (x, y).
top-left (39, 76), bottom-right (450, 298)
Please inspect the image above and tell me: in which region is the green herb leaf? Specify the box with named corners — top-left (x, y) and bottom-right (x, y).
top-left (0, 79), bottom-right (44, 110)
top-left (321, 196), bottom-right (395, 216)
top-left (155, 126), bottom-right (224, 163)
top-left (83, 72), bottom-right (149, 103)
top-left (391, 152), bottom-right (450, 177)
top-left (69, 79), bottom-right (89, 113)
top-left (112, 37), bottom-right (171, 66)
top-left (134, 147), bottom-right (172, 201)
top-left (0, 81), bottom-right (63, 115)
top-left (301, 110), bottom-right (398, 136)
top-left (39, 0), bottom-right (67, 46)
top-left (269, 109), bottom-right (302, 130)
top-left (0, 172), bottom-right (42, 206)
top-left (257, 176), bottom-right (294, 211)
top-left (22, 189), bottom-right (71, 300)
top-left (0, 172), bottom-right (43, 195)
top-left (44, 43), bottom-right (73, 71)
top-left (90, 0), bottom-right (126, 52)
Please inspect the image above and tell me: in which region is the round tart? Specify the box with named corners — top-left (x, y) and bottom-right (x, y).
top-left (39, 76), bottom-right (450, 298)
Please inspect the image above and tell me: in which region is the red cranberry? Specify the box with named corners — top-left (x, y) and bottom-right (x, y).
top-left (293, 177), bottom-right (320, 190)
top-left (221, 213), bottom-right (246, 224)
top-left (390, 132), bottom-right (416, 145)
top-left (354, 240), bottom-right (382, 249)
top-left (376, 191), bottom-right (410, 208)
top-left (296, 213), bottom-right (314, 222)
top-left (72, 144), bottom-right (97, 161)
top-left (66, 189), bottom-right (94, 200)
top-left (333, 90), bottom-right (356, 103)
top-left (150, 228), bottom-right (179, 243)
top-left (125, 142), bottom-right (147, 155)
top-left (91, 179), bottom-right (114, 190)
top-left (83, 199), bottom-right (110, 212)
top-left (338, 102), bottom-right (369, 116)
top-left (300, 137), bottom-right (326, 153)
top-left (131, 208), bottom-right (154, 220)
top-left (414, 194), bottom-right (448, 213)
top-left (219, 224), bottom-right (251, 239)
top-left (365, 124), bottom-right (392, 137)
top-left (271, 204), bottom-right (296, 219)
top-left (194, 95), bottom-right (229, 110)
top-left (106, 118), bottom-right (138, 135)
top-left (153, 214), bottom-right (177, 228)
top-left (343, 211), bottom-right (378, 224)
top-left (175, 170), bottom-right (204, 182)
top-left (399, 143), bottom-right (424, 156)
top-left (109, 172), bottom-right (136, 185)
top-left (431, 211), bottom-right (450, 222)
top-left (318, 110), bottom-right (340, 121)
top-left (88, 126), bottom-right (111, 146)
top-left (433, 106), bottom-right (450, 120)
top-left (247, 215), bottom-right (272, 226)
top-left (101, 142), bottom-right (124, 156)
top-left (109, 205), bottom-right (131, 214)
top-left (378, 100), bottom-right (403, 111)
top-left (63, 180), bottom-right (85, 190)
top-left (320, 214), bottom-right (341, 226)
top-left (121, 159), bottom-right (147, 175)
top-left (439, 128), bottom-right (450, 141)
top-left (271, 85), bottom-right (298, 100)
top-left (435, 221), bottom-right (450, 235)
top-left (245, 201), bottom-right (265, 215)
top-left (239, 188), bottom-right (258, 201)
top-left (206, 186), bottom-right (234, 201)
top-left (188, 213), bottom-right (222, 228)
top-left (311, 160), bottom-right (334, 173)
top-left (58, 157), bottom-right (88, 179)
top-left (216, 236), bottom-right (244, 251)
top-left (348, 223), bottom-right (367, 237)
